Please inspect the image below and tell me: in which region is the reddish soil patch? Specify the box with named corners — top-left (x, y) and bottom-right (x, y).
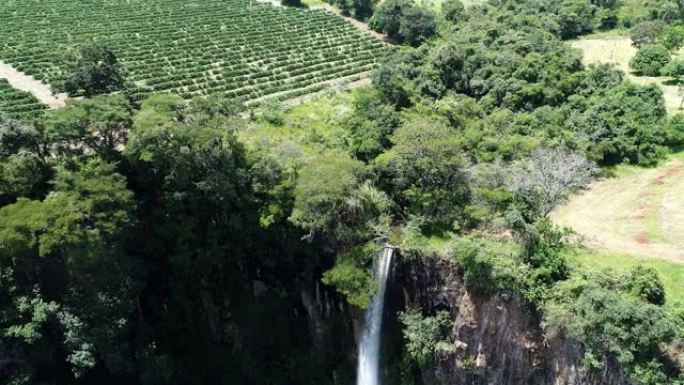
top-left (635, 232), bottom-right (650, 245)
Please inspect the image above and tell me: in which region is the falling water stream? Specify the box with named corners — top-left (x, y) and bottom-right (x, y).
top-left (356, 247), bottom-right (395, 385)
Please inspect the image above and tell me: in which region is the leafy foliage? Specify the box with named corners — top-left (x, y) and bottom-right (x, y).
top-left (370, 0), bottom-right (437, 46)
top-left (375, 113), bottom-right (470, 231)
top-left (545, 272), bottom-right (677, 379)
top-left (630, 44), bottom-right (671, 76)
top-left (321, 243), bottom-right (378, 307)
top-left (398, 309), bottom-right (451, 367)
top-left (60, 43), bottom-right (124, 97)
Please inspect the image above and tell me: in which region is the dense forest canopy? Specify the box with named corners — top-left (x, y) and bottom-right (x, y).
top-left (3, 0), bottom-right (684, 384)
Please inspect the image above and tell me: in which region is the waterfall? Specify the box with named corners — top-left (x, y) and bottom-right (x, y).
top-left (357, 247), bottom-right (395, 385)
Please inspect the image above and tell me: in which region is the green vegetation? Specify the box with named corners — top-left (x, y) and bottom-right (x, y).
top-left (59, 43), bottom-right (124, 97)
top-left (369, 0), bottom-right (437, 46)
top-left (3, 0), bottom-right (684, 384)
top-left (546, 273), bottom-right (677, 384)
top-left (0, 0), bottom-right (384, 101)
top-left (630, 44), bottom-right (671, 76)
top-left (568, 249), bottom-right (684, 304)
top-left (398, 309), bottom-right (452, 367)
top-left (0, 80), bottom-right (45, 119)
top-left (324, 0), bottom-right (375, 20)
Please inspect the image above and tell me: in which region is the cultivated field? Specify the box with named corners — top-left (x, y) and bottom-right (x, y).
top-left (0, 79), bottom-right (46, 119)
top-left (552, 152), bottom-right (684, 262)
top-left (0, 0), bottom-right (385, 102)
top-left (571, 35), bottom-right (684, 114)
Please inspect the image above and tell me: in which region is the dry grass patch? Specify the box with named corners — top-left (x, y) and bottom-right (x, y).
top-left (551, 153), bottom-right (684, 262)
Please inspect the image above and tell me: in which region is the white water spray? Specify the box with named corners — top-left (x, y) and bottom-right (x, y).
top-left (357, 247), bottom-right (395, 385)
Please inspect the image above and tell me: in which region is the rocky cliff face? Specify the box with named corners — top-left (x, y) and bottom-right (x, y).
top-left (394, 256), bottom-right (631, 385)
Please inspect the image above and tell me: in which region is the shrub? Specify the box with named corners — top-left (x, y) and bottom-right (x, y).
top-left (322, 244), bottom-right (376, 308)
top-left (630, 21), bottom-right (666, 48)
top-left (441, 0), bottom-right (465, 24)
top-left (630, 44), bottom-right (671, 76)
top-left (624, 265), bottom-right (666, 305)
top-left (398, 309), bottom-right (452, 367)
top-left (660, 25), bottom-right (684, 51)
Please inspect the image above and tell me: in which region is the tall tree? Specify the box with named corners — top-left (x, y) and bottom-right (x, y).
top-left (60, 43), bottom-right (124, 97)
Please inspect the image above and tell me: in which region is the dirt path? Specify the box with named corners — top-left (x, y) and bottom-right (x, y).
top-left (570, 36), bottom-right (683, 114)
top-left (551, 156), bottom-right (684, 262)
top-left (317, 5), bottom-right (392, 44)
top-left (0, 60), bottom-right (68, 108)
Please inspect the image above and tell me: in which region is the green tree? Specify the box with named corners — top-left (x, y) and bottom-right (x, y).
top-left (660, 24), bottom-right (684, 51)
top-left (369, 0), bottom-right (409, 39)
top-left (282, 0), bottom-right (303, 6)
top-left (554, 0), bottom-right (598, 39)
top-left (290, 153), bottom-right (390, 242)
top-left (61, 43), bottom-right (124, 97)
top-left (572, 82), bottom-right (670, 165)
top-left (398, 6), bottom-right (437, 47)
top-left (42, 95), bottom-right (133, 159)
top-left (546, 281), bottom-right (675, 371)
top-left (0, 158), bottom-right (135, 379)
top-left (630, 44), bottom-right (671, 76)
top-left (346, 88), bottom-right (401, 161)
top-left (0, 151), bottom-right (46, 205)
top-left (376, 113), bottom-right (469, 231)
top-left (352, 0), bottom-right (375, 20)
top-left (370, 0), bottom-right (435, 46)
top-left (441, 0), bottom-right (465, 24)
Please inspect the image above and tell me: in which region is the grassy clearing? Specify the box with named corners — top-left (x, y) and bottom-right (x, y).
top-left (239, 91), bottom-right (354, 155)
top-left (567, 248), bottom-right (684, 304)
top-left (552, 151), bottom-right (684, 262)
top-left (571, 35), bottom-right (684, 114)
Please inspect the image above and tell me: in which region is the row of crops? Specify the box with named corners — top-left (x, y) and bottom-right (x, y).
top-left (0, 0), bottom-right (386, 101)
top-left (0, 80), bottom-right (45, 120)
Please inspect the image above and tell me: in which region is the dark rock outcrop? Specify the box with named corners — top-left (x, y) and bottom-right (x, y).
top-left (394, 256), bottom-right (631, 385)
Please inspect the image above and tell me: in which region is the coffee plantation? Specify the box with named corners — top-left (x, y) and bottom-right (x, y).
top-left (0, 0), bottom-right (385, 101)
top-left (0, 79), bottom-right (45, 119)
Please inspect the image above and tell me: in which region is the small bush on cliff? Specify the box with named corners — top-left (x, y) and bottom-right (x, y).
top-left (321, 243), bottom-right (377, 308)
top-left (398, 309), bottom-right (452, 367)
top-left (519, 221), bottom-right (574, 304)
top-left (454, 236), bottom-right (526, 297)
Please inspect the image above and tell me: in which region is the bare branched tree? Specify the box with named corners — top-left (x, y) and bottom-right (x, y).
top-left (509, 149), bottom-right (598, 219)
